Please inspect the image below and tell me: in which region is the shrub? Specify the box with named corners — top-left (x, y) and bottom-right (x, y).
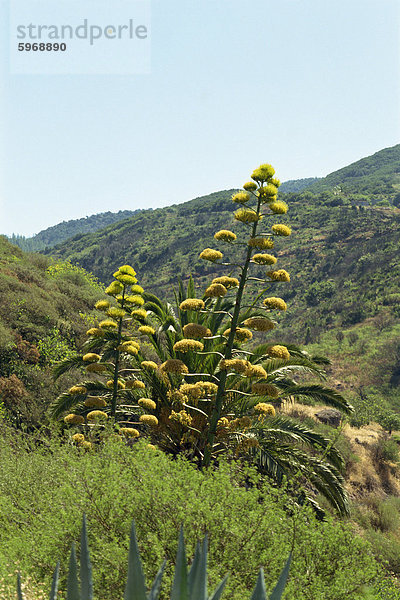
top-left (0, 432), bottom-right (387, 600)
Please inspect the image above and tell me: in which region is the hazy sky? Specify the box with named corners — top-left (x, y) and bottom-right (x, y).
top-left (1, 0), bottom-right (400, 236)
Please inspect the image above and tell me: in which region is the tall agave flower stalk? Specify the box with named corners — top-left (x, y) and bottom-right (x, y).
top-left (202, 164), bottom-right (291, 466)
top-left (51, 265), bottom-right (160, 446)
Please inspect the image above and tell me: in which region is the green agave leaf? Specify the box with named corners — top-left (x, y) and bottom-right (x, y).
top-left (208, 575), bottom-right (228, 600)
top-left (67, 543), bottom-right (81, 600)
top-left (269, 554), bottom-right (292, 600)
top-left (124, 521), bottom-right (147, 600)
top-left (49, 562), bottom-right (60, 600)
top-left (188, 541), bottom-right (201, 599)
top-left (148, 560), bottom-right (166, 600)
top-left (189, 536), bottom-right (208, 600)
top-left (171, 527), bottom-right (188, 600)
top-left (80, 514), bottom-right (93, 600)
top-left (17, 573), bottom-right (24, 600)
top-left (250, 569), bottom-right (266, 600)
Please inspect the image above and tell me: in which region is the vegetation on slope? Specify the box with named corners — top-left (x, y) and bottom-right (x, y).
top-left (0, 236), bottom-right (105, 427)
top-left (8, 209), bottom-right (140, 252)
top-left (0, 434), bottom-right (393, 600)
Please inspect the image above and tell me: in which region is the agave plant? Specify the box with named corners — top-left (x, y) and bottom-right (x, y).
top-left (16, 515), bottom-right (291, 600)
top-left (130, 284), bottom-right (351, 515)
top-left (51, 162), bottom-right (352, 515)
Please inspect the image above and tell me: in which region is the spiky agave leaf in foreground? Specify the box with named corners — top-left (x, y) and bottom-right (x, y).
top-left (16, 516), bottom-right (291, 600)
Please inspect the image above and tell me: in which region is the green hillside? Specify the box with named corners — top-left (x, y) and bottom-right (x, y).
top-left (0, 236), bottom-right (105, 427)
top-left (8, 209), bottom-right (140, 252)
top-left (307, 143), bottom-right (400, 197)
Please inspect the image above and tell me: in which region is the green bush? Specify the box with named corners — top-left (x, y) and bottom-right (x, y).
top-left (0, 430), bottom-right (388, 600)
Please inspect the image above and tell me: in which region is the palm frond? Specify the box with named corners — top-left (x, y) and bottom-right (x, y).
top-left (53, 355), bottom-right (84, 380)
top-left (279, 384), bottom-right (353, 414)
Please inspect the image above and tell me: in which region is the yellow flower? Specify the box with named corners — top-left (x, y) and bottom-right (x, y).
top-left (212, 276), bottom-right (239, 289)
top-left (214, 230), bottom-right (237, 242)
top-left (118, 343), bottom-right (139, 356)
top-left (179, 383), bottom-right (203, 399)
top-left (272, 224), bottom-right (292, 236)
top-left (243, 181), bottom-right (258, 191)
top-left (118, 265), bottom-right (137, 277)
top-left (160, 359), bottom-right (189, 374)
top-left (269, 201), bottom-right (288, 215)
top-left (173, 339), bottom-right (204, 353)
top-left (99, 319), bottom-right (118, 329)
top-left (265, 269), bottom-right (290, 282)
top-left (252, 382), bottom-right (280, 397)
top-left (64, 413), bottom-right (85, 425)
top-left (139, 414), bottom-right (159, 427)
top-left (86, 328), bottom-right (105, 337)
top-left (125, 379), bottom-right (146, 390)
top-left (72, 433), bottom-right (85, 444)
top-left (81, 441), bottom-right (92, 450)
top-left (87, 410), bottom-right (108, 422)
top-left (219, 358), bottom-right (249, 373)
top-left (254, 402), bottom-right (276, 416)
top-left (105, 281), bottom-right (124, 296)
top-left (271, 178), bottom-right (281, 188)
top-left (131, 308), bottom-right (148, 320)
top-left (118, 265), bottom-right (136, 277)
top-left (217, 417), bottom-right (230, 429)
top-left (179, 299), bottom-right (205, 311)
top-left (82, 353), bottom-right (101, 362)
top-left (141, 360), bottom-right (158, 371)
top-left (107, 307), bottom-right (126, 319)
top-left (196, 381), bottom-right (218, 396)
top-left (138, 398), bottom-right (157, 410)
top-left (120, 427), bottom-right (140, 438)
top-left (95, 300), bottom-right (110, 311)
top-left (69, 385), bottom-right (87, 395)
top-left (245, 364), bottom-right (268, 378)
top-left (131, 285), bottom-right (144, 294)
top-left (139, 326), bottom-right (156, 336)
top-left (169, 410), bottom-right (193, 427)
top-left (248, 237), bottom-right (274, 250)
top-left (251, 164), bottom-right (275, 182)
top-left (84, 397), bottom-right (107, 408)
top-left (252, 253), bottom-right (277, 266)
top-left (263, 297), bottom-right (287, 311)
top-left (183, 323), bottom-right (210, 339)
top-left (242, 317), bottom-right (275, 332)
top-left (86, 363), bottom-right (107, 373)
top-left (234, 208), bottom-right (260, 223)
top-left (114, 273), bottom-right (138, 286)
top-left (199, 248), bottom-right (223, 262)
top-left (259, 184), bottom-right (278, 199)
top-left (106, 379), bottom-right (125, 389)
top-left (232, 191), bottom-right (250, 204)
top-left (119, 340), bottom-right (141, 351)
top-left (267, 345), bottom-right (290, 360)
top-left (223, 328), bottom-right (253, 342)
top-left (129, 295), bottom-right (145, 306)
top-left (205, 283), bottom-right (227, 298)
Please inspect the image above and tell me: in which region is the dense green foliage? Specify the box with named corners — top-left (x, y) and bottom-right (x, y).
top-left (8, 209), bottom-right (140, 252)
top-left (0, 433), bottom-right (394, 600)
top-left (0, 236), bottom-right (105, 427)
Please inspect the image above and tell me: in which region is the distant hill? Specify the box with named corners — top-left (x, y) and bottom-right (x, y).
top-left (307, 143), bottom-right (400, 197)
top-left (279, 177), bottom-right (320, 193)
top-left (8, 209), bottom-right (142, 252)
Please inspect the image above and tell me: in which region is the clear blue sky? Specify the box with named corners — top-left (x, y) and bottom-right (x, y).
top-left (1, 0), bottom-right (399, 237)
